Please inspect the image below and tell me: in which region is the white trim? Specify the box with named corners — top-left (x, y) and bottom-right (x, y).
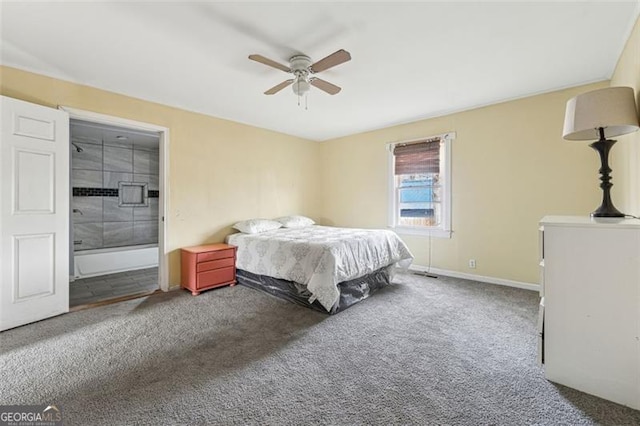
top-left (393, 227), bottom-right (451, 238)
top-left (60, 107), bottom-right (167, 133)
top-left (386, 131), bottom-right (454, 148)
top-left (59, 106), bottom-right (170, 292)
top-left (441, 132), bottom-right (453, 233)
top-left (387, 148), bottom-right (395, 227)
top-left (388, 132), bottom-right (454, 238)
top-left (409, 264), bottom-right (539, 292)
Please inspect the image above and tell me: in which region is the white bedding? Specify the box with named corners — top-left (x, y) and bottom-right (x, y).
top-left (226, 225), bottom-right (413, 311)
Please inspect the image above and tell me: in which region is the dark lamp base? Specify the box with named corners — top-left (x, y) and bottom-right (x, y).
top-left (591, 208), bottom-right (624, 218)
top-left (589, 129), bottom-right (625, 219)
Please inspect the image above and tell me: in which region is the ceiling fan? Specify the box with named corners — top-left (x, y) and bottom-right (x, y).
top-left (248, 49), bottom-right (351, 97)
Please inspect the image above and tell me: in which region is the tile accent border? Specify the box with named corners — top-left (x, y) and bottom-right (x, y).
top-left (73, 187), bottom-right (160, 198)
top-left (73, 188), bottom-right (118, 197)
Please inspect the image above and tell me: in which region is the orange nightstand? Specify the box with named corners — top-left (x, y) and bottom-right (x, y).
top-left (180, 243), bottom-right (237, 295)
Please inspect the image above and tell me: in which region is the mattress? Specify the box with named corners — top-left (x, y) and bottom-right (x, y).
top-left (226, 225), bottom-right (413, 311)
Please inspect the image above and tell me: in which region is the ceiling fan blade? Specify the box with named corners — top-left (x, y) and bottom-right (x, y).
top-left (310, 78), bottom-right (342, 95)
top-left (310, 49), bottom-right (351, 73)
top-left (249, 54), bottom-right (291, 73)
top-left (264, 79), bottom-right (295, 95)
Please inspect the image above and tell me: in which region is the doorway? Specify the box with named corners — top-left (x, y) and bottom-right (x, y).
top-left (62, 107), bottom-right (170, 308)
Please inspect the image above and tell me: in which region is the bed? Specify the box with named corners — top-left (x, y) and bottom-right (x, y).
top-left (225, 225), bottom-right (413, 313)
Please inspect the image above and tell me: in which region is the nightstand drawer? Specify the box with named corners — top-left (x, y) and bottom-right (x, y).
top-left (197, 257), bottom-right (235, 272)
top-left (197, 266), bottom-right (235, 289)
top-left (197, 248), bottom-right (235, 263)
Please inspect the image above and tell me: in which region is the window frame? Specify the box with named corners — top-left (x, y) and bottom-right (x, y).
top-left (387, 132), bottom-right (455, 238)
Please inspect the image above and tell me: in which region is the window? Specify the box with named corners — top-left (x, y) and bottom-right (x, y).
top-left (388, 132), bottom-right (454, 238)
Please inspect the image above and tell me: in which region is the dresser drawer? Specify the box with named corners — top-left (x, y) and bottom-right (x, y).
top-left (197, 257), bottom-right (235, 272)
top-left (197, 248), bottom-right (235, 263)
top-left (197, 266), bottom-right (235, 289)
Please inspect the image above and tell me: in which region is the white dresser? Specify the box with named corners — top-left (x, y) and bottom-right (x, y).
top-left (539, 215), bottom-right (640, 409)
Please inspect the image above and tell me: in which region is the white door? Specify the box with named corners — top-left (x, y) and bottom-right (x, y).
top-left (0, 96), bottom-right (69, 331)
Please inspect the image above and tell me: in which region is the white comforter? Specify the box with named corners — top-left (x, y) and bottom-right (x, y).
top-left (226, 225), bottom-right (413, 311)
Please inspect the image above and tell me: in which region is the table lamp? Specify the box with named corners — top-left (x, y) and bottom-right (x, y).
top-left (563, 86), bottom-right (639, 217)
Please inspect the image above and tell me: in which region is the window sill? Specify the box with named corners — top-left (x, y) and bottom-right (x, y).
top-left (391, 226), bottom-right (452, 239)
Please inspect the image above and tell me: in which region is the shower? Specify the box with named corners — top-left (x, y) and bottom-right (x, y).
top-left (70, 118), bottom-right (161, 309)
top-left (71, 120), bottom-right (160, 262)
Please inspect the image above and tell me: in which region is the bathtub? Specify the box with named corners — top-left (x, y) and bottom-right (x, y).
top-left (73, 244), bottom-right (159, 279)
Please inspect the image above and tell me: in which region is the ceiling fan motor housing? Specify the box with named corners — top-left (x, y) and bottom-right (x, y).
top-left (289, 55), bottom-right (312, 73)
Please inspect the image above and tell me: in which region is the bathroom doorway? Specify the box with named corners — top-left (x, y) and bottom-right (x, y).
top-left (64, 108), bottom-right (169, 308)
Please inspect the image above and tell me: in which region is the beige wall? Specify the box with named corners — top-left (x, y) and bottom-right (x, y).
top-left (2, 17), bottom-right (636, 289)
top-left (0, 66), bottom-right (321, 286)
top-left (320, 82), bottom-right (608, 284)
top-left (611, 15), bottom-right (640, 215)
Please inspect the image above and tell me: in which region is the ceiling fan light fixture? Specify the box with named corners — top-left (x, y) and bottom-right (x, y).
top-left (292, 79), bottom-right (310, 96)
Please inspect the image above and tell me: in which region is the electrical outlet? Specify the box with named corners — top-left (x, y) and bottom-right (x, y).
top-left (468, 259), bottom-right (476, 269)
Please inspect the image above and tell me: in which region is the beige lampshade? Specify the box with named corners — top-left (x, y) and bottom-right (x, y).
top-left (563, 86), bottom-right (639, 140)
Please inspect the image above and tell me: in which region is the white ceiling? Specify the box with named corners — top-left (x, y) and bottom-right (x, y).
top-left (1, 1), bottom-right (639, 141)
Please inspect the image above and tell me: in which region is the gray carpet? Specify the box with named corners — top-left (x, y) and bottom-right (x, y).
top-left (1, 272), bottom-right (639, 425)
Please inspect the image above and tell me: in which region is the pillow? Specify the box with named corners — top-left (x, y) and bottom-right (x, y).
top-left (275, 215), bottom-right (315, 228)
top-left (233, 219), bottom-right (282, 234)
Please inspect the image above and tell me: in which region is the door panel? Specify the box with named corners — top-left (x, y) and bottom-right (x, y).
top-left (15, 149), bottom-right (55, 213)
top-left (13, 114), bottom-right (56, 140)
top-left (14, 233), bottom-right (55, 300)
top-left (1, 96), bottom-right (69, 331)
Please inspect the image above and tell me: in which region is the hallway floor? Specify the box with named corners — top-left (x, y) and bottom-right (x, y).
top-left (70, 267), bottom-right (158, 307)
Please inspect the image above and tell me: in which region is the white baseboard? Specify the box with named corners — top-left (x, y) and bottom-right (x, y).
top-left (409, 264), bottom-right (539, 292)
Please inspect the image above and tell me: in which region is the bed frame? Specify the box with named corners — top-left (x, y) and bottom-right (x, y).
top-left (236, 267), bottom-right (392, 314)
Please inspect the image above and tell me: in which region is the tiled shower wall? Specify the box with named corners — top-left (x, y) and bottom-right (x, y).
top-left (72, 138), bottom-right (159, 251)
